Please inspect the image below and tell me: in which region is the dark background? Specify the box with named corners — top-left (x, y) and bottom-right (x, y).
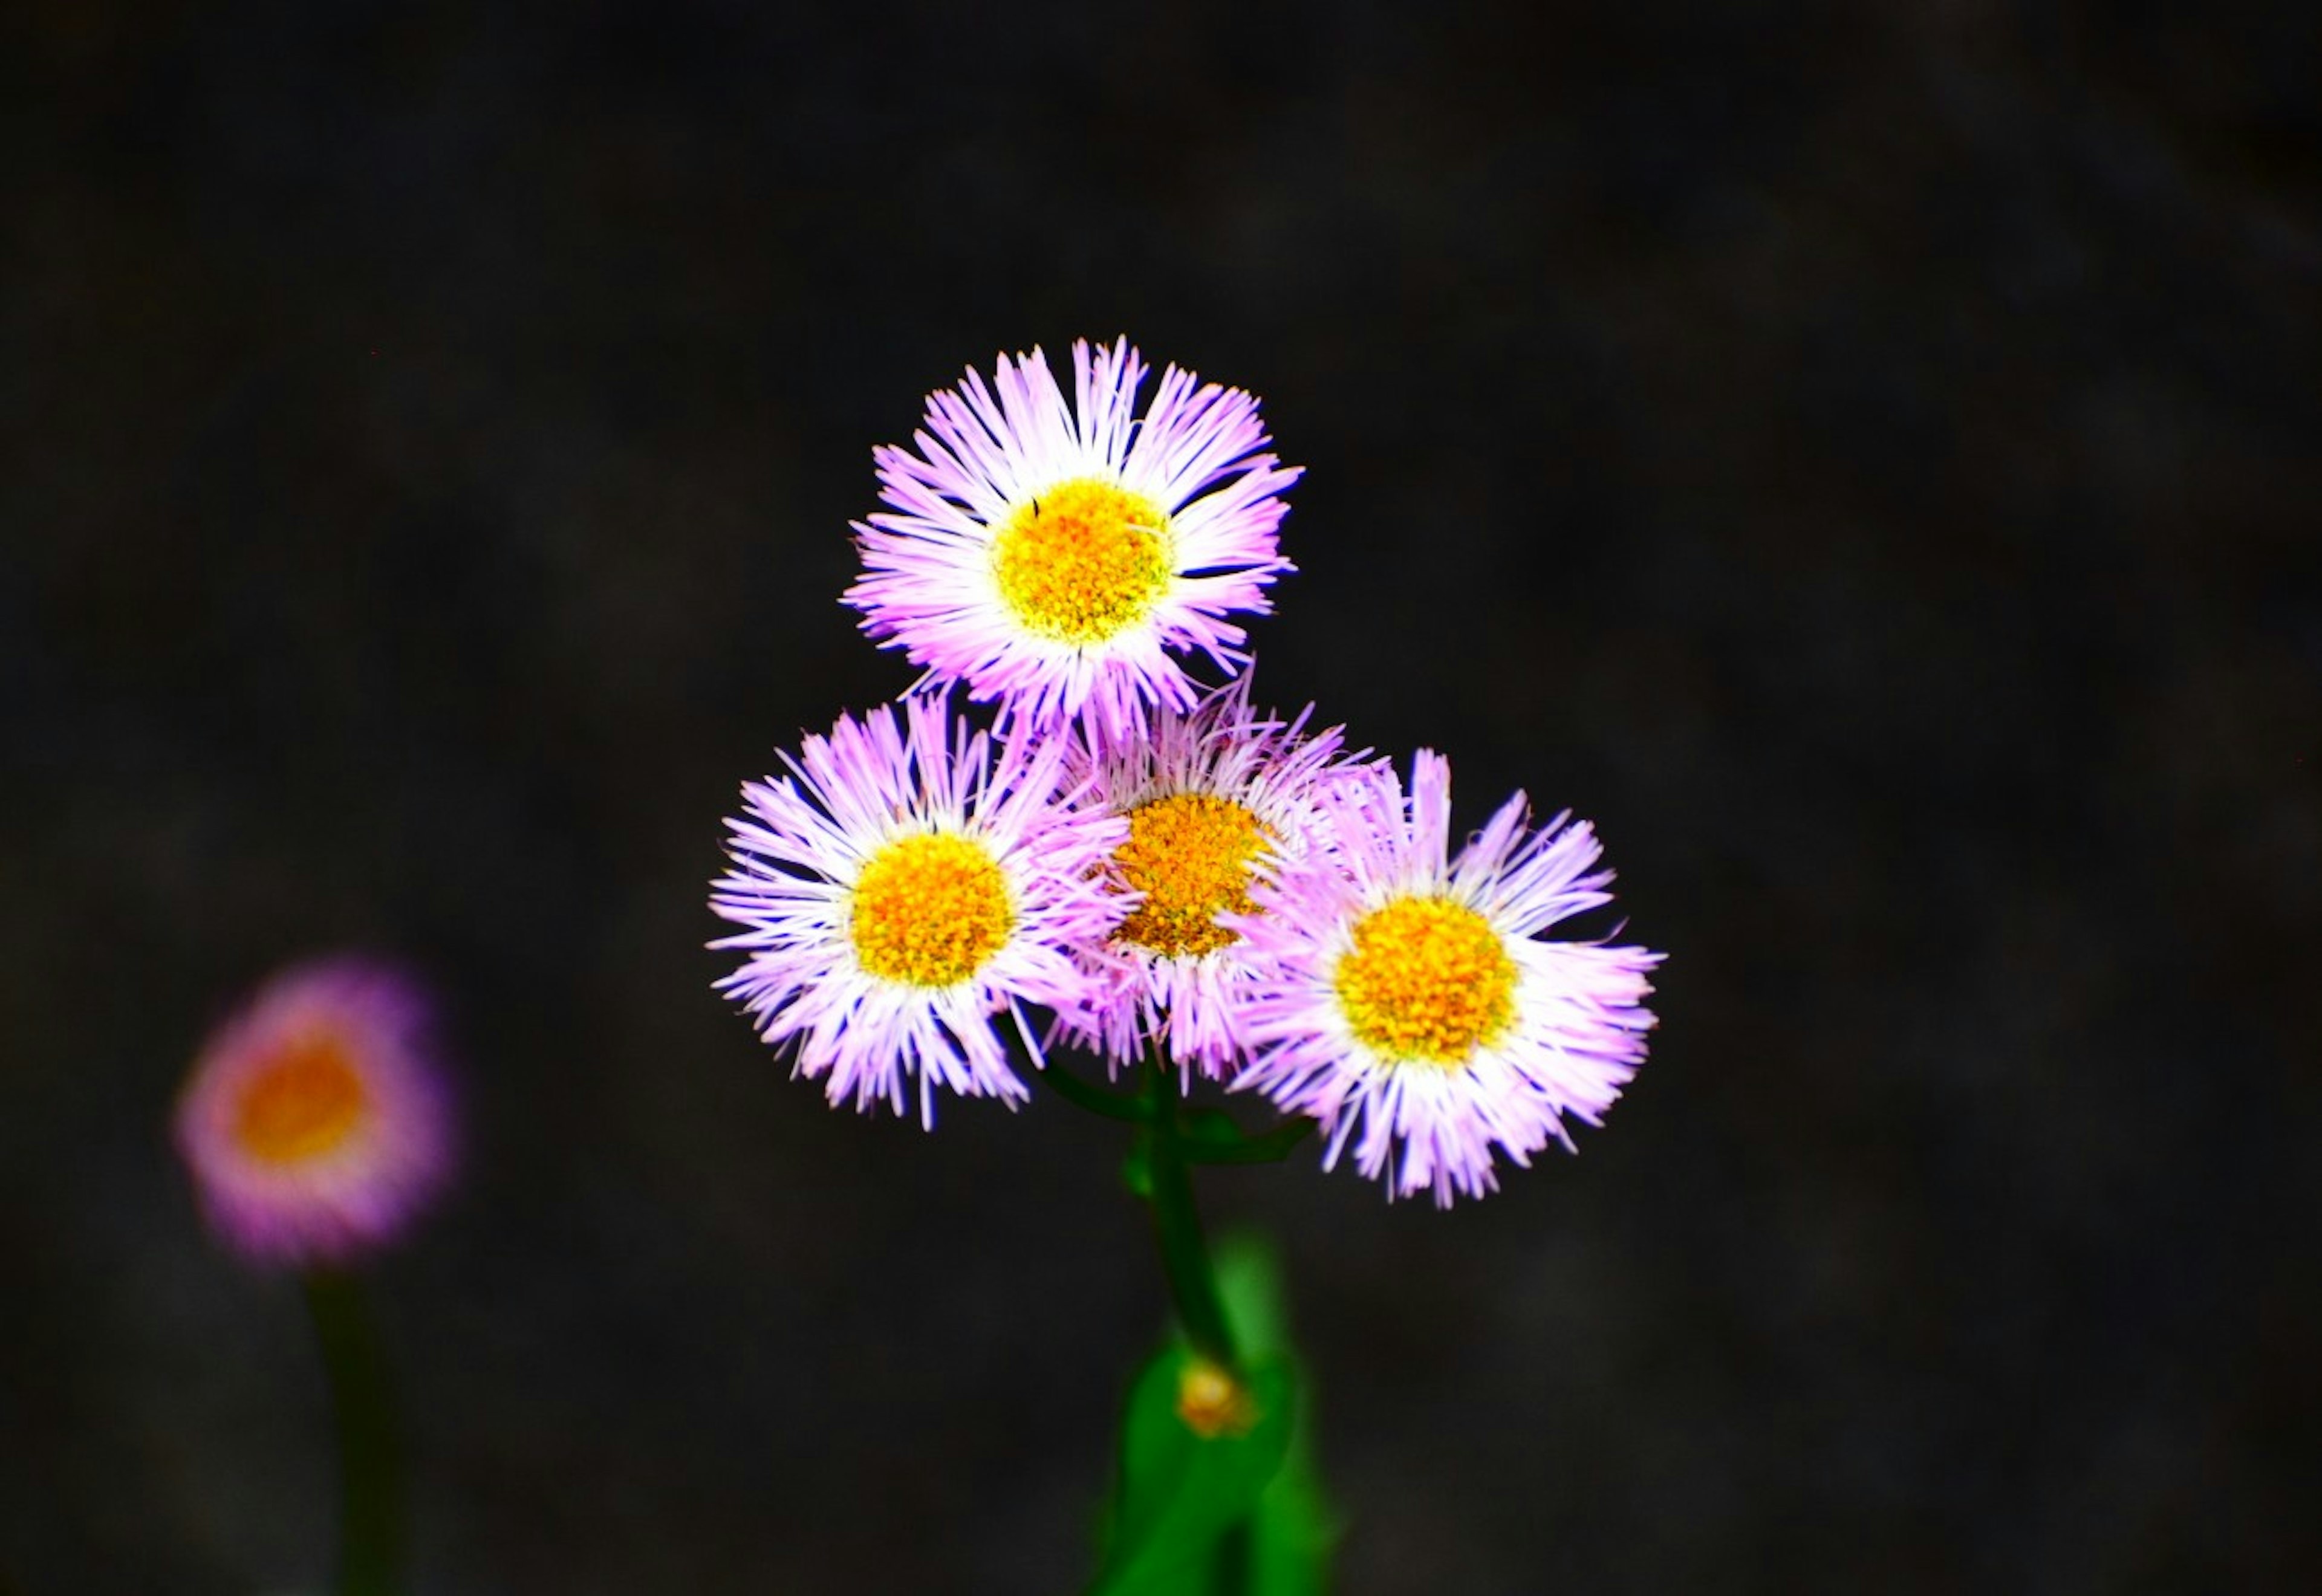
top-left (7, 1), bottom-right (2318, 1591)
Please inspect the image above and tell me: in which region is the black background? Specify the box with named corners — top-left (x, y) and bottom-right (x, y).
top-left (7, 1), bottom-right (2318, 1591)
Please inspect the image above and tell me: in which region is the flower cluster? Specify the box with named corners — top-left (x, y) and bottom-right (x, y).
top-left (712, 339), bottom-right (1662, 1203)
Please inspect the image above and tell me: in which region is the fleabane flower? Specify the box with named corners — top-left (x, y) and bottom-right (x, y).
top-left (710, 695), bottom-right (1128, 1126)
top-left (1054, 677), bottom-right (1371, 1080)
top-left (845, 338), bottom-right (1299, 742)
top-left (1231, 753), bottom-right (1662, 1206)
top-left (174, 958), bottom-right (457, 1269)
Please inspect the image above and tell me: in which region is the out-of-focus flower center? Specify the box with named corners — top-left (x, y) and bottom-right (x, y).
top-left (991, 478), bottom-right (1171, 644)
top-left (232, 1034), bottom-right (369, 1163)
top-left (1175, 1357), bottom-right (1257, 1438)
top-left (850, 832), bottom-right (1014, 987)
top-left (1333, 896), bottom-right (1517, 1065)
top-left (1111, 792), bottom-right (1268, 958)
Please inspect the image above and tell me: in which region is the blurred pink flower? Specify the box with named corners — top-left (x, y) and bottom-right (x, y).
top-left (175, 958), bottom-right (455, 1268)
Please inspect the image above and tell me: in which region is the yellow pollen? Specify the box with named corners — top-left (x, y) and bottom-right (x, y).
top-left (1111, 792), bottom-right (1269, 959)
top-left (849, 831), bottom-right (1014, 987)
top-left (1175, 1358), bottom-right (1257, 1439)
top-left (232, 1034), bottom-right (369, 1163)
top-left (990, 477), bottom-right (1171, 644)
top-left (1333, 896), bottom-right (1517, 1066)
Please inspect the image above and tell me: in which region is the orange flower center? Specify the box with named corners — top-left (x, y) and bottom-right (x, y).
top-left (990, 478), bottom-right (1172, 644)
top-left (232, 1034), bottom-right (369, 1163)
top-left (1333, 897), bottom-right (1517, 1066)
top-left (850, 831), bottom-right (1015, 987)
top-left (1110, 791), bottom-right (1269, 959)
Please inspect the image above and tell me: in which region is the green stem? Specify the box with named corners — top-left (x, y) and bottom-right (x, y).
top-left (302, 1272), bottom-right (405, 1596)
top-left (1035, 1059), bottom-right (1151, 1123)
top-left (1139, 1056), bottom-right (1237, 1372)
top-left (1183, 1115), bottom-right (1317, 1166)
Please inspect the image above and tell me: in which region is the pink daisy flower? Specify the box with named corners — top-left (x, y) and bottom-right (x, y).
top-left (844, 338), bottom-right (1299, 742)
top-left (1052, 676), bottom-right (1374, 1081)
top-left (174, 958), bottom-right (457, 1269)
top-left (710, 694), bottom-right (1128, 1126)
top-left (1231, 753), bottom-right (1662, 1206)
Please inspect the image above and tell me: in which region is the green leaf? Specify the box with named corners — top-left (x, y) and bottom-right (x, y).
top-left (1088, 1233), bottom-right (1339, 1594)
top-left (1247, 1438), bottom-right (1338, 1596)
top-left (1217, 1234), bottom-right (1339, 1595)
top-left (1212, 1234), bottom-right (1290, 1361)
top-left (1091, 1346), bottom-right (1295, 1595)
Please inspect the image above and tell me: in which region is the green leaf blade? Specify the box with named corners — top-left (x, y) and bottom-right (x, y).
top-left (1092, 1346), bottom-right (1295, 1595)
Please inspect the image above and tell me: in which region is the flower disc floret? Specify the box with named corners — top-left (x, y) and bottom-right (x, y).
top-left (1112, 792), bottom-right (1269, 959)
top-left (850, 832), bottom-right (1015, 986)
top-left (992, 479), bottom-right (1172, 644)
top-left (1333, 897), bottom-right (1517, 1065)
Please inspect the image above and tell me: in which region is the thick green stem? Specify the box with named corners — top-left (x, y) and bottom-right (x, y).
top-left (302, 1272), bottom-right (405, 1596)
top-left (1035, 1059), bottom-right (1151, 1123)
top-left (1140, 1057), bottom-right (1237, 1372)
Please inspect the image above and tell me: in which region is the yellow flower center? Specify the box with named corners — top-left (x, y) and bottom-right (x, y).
top-left (1111, 792), bottom-right (1269, 959)
top-left (849, 831), bottom-right (1015, 987)
top-left (1333, 896), bottom-right (1517, 1066)
top-left (990, 477), bottom-right (1172, 644)
top-left (232, 1034), bottom-right (369, 1163)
